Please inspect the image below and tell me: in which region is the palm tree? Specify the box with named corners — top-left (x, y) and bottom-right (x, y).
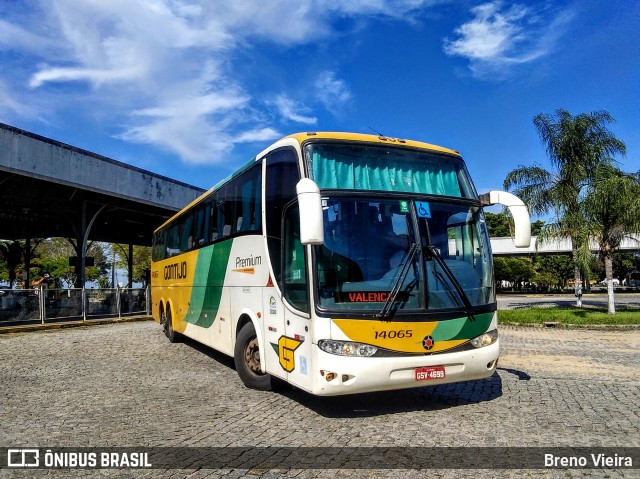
top-left (583, 166), bottom-right (640, 314)
top-left (504, 109), bottom-right (626, 306)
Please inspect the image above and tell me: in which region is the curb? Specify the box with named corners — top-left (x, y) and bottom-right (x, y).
top-left (499, 321), bottom-right (640, 331)
top-left (0, 315), bottom-right (152, 335)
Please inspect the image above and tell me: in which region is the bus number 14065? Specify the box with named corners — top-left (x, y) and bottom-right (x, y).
top-left (374, 330), bottom-right (413, 339)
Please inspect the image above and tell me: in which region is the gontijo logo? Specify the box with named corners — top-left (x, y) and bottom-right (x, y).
top-left (164, 261), bottom-right (187, 280)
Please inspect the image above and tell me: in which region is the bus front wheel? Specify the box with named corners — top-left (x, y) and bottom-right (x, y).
top-left (234, 323), bottom-right (272, 391)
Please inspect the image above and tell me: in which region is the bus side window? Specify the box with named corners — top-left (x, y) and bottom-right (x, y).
top-left (283, 202), bottom-right (309, 312)
top-left (225, 179), bottom-right (241, 235)
top-left (216, 186), bottom-right (231, 238)
top-left (180, 213), bottom-right (194, 251)
top-left (168, 223), bottom-right (180, 257)
top-left (152, 230), bottom-right (165, 261)
top-left (237, 164), bottom-right (262, 232)
top-left (250, 166), bottom-right (262, 231)
top-left (265, 149), bottom-right (300, 288)
top-left (194, 203), bottom-right (210, 246)
top-left (210, 193), bottom-right (219, 241)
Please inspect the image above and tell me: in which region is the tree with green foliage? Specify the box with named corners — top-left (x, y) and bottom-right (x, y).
top-left (533, 254), bottom-right (573, 290)
top-left (504, 109), bottom-right (626, 306)
top-left (33, 238), bottom-right (110, 288)
top-left (0, 261), bottom-right (8, 284)
top-left (613, 253), bottom-right (640, 283)
top-left (494, 257), bottom-right (535, 291)
top-left (0, 241), bottom-right (24, 288)
top-left (583, 166), bottom-right (640, 314)
top-left (485, 211), bottom-right (544, 238)
top-left (113, 245), bottom-right (152, 287)
top-left (484, 212), bottom-right (513, 237)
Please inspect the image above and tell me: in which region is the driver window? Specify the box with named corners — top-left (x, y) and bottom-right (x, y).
top-left (282, 203), bottom-right (309, 312)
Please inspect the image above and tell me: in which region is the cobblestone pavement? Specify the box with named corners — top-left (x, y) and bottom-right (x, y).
top-left (0, 320), bottom-right (638, 478)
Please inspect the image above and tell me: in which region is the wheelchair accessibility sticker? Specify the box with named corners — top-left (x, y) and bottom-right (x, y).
top-left (416, 201), bottom-right (431, 218)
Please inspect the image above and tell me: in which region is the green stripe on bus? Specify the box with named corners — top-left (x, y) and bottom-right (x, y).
top-left (452, 312), bottom-right (493, 340)
top-left (431, 312), bottom-right (493, 341)
top-left (184, 241), bottom-right (233, 328)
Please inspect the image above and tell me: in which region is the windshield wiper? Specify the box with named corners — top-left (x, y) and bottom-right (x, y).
top-left (376, 243), bottom-right (419, 319)
top-left (426, 245), bottom-right (476, 322)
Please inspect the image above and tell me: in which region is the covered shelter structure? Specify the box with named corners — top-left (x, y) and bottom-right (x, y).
top-left (0, 122), bottom-right (205, 287)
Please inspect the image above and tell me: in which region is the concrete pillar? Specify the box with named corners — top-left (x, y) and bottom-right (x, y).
top-left (128, 243), bottom-right (133, 288)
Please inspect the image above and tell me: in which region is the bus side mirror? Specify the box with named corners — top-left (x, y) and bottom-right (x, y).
top-left (296, 179), bottom-right (324, 245)
top-left (479, 190), bottom-right (531, 248)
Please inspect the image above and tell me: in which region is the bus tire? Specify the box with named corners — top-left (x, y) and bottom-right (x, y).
top-left (234, 322), bottom-right (272, 391)
top-left (163, 306), bottom-right (180, 343)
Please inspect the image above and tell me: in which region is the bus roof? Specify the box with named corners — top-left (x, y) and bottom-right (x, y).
top-left (286, 132), bottom-right (460, 157)
top-left (155, 132), bottom-right (461, 232)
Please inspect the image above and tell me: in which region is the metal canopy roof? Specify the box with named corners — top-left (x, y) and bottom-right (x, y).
top-left (0, 123), bottom-right (205, 246)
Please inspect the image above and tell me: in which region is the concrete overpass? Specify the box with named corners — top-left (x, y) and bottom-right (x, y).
top-left (490, 235), bottom-right (640, 256)
top-left (0, 122), bottom-right (205, 285)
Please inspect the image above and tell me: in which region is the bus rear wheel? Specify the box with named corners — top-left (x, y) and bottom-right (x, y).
top-left (162, 305), bottom-right (180, 343)
top-left (234, 323), bottom-right (272, 391)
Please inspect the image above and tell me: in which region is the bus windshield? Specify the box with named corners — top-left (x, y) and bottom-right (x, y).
top-left (305, 142), bottom-right (476, 198)
top-left (314, 197), bottom-right (494, 314)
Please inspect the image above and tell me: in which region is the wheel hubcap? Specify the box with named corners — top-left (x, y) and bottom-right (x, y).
top-left (244, 337), bottom-right (263, 375)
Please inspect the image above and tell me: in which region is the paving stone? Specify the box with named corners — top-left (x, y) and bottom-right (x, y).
top-left (0, 321), bottom-right (638, 478)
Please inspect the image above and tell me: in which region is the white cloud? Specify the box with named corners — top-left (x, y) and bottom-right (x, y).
top-left (273, 95), bottom-right (317, 125)
top-left (315, 71), bottom-right (352, 116)
top-left (443, 1), bottom-right (572, 79)
top-left (0, 19), bottom-right (52, 53)
top-left (328, 0), bottom-right (446, 20)
top-left (29, 66), bottom-right (142, 88)
top-left (232, 127), bottom-right (282, 144)
top-left (118, 82), bottom-right (254, 163)
top-left (0, 80), bottom-right (30, 118)
top-left (1, 0), bottom-right (443, 164)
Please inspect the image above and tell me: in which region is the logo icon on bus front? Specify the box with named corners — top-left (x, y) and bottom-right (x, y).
top-left (271, 336), bottom-right (304, 372)
top-left (422, 335), bottom-right (435, 350)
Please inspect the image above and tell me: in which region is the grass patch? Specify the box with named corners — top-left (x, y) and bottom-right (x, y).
top-left (498, 307), bottom-right (640, 325)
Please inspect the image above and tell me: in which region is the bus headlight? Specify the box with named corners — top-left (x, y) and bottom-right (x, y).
top-left (318, 340), bottom-right (378, 357)
top-left (470, 329), bottom-right (498, 348)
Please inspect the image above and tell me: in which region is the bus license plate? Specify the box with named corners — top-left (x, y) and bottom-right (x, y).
top-left (415, 366), bottom-right (446, 381)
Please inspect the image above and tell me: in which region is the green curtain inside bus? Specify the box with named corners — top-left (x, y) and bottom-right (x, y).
top-left (309, 150), bottom-right (463, 196)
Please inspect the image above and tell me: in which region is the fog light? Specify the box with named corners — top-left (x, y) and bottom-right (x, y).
top-left (470, 329), bottom-right (498, 348)
top-left (325, 372), bottom-right (336, 381)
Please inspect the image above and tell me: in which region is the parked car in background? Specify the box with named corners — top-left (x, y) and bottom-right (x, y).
top-left (625, 271), bottom-right (640, 287)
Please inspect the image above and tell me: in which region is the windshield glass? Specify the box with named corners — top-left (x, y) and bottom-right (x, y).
top-left (305, 142), bottom-right (476, 198)
top-left (419, 201), bottom-right (494, 309)
top-left (314, 197), bottom-right (494, 313)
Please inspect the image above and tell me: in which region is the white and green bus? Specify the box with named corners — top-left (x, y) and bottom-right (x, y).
top-left (151, 132), bottom-right (530, 396)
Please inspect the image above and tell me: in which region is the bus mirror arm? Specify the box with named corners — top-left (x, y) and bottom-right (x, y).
top-left (479, 190), bottom-right (531, 248)
top-left (296, 179), bottom-right (325, 245)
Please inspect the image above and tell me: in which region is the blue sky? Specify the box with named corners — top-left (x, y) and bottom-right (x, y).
top-left (1, 0), bottom-right (638, 219)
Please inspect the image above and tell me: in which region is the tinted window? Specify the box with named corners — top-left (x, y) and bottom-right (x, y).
top-left (265, 149), bottom-right (300, 286)
top-left (152, 161), bottom-right (263, 261)
top-left (283, 203), bottom-right (309, 311)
